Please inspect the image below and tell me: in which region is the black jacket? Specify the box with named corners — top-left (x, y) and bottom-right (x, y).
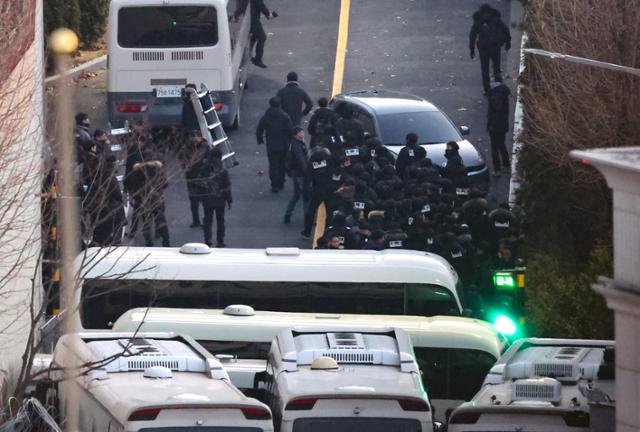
top-left (250, 0), bottom-right (269, 29)
top-left (469, 6), bottom-right (511, 51)
top-left (441, 150), bottom-right (467, 185)
top-left (335, 117), bottom-right (365, 147)
top-left (287, 138), bottom-right (308, 178)
top-left (276, 82), bottom-right (313, 126)
top-left (307, 146), bottom-right (334, 199)
top-left (487, 83), bottom-right (511, 133)
top-left (181, 95), bottom-right (199, 132)
top-left (395, 145), bottom-right (426, 179)
top-left (256, 107), bottom-right (294, 152)
top-left (190, 157), bottom-right (233, 207)
top-left (308, 107), bottom-right (338, 137)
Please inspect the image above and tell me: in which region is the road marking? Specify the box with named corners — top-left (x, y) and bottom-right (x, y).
top-left (331, 0), bottom-right (351, 97)
top-left (313, 202), bottom-right (327, 248)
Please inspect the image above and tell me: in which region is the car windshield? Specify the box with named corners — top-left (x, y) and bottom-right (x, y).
top-left (376, 110), bottom-right (461, 146)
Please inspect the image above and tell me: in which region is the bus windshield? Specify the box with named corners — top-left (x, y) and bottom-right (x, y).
top-left (81, 280), bottom-right (461, 329)
top-left (118, 6), bottom-right (218, 48)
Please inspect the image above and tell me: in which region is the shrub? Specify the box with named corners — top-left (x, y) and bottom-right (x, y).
top-left (525, 246), bottom-right (613, 339)
top-left (78, 0), bottom-right (109, 48)
top-left (516, 0), bottom-right (639, 338)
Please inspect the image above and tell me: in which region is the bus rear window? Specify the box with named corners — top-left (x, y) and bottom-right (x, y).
top-left (414, 348), bottom-right (497, 401)
top-left (118, 6), bottom-right (218, 48)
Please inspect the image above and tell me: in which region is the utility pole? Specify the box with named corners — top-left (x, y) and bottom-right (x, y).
top-left (49, 27), bottom-right (81, 432)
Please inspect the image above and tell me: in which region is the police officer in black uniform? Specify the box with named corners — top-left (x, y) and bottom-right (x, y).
top-left (256, 97), bottom-right (294, 192)
top-left (302, 144), bottom-right (334, 238)
top-left (250, 0), bottom-right (274, 68)
top-left (469, 3), bottom-right (512, 93)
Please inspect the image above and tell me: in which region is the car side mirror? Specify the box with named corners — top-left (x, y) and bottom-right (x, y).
top-left (433, 421), bottom-right (447, 432)
top-left (462, 308), bottom-right (474, 317)
top-left (460, 125), bottom-right (470, 136)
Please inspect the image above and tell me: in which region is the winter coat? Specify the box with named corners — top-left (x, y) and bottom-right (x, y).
top-left (276, 82), bottom-right (313, 125)
top-left (190, 157), bottom-right (233, 207)
top-left (395, 145), bottom-right (427, 179)
top-left (250, 0), bottom-right (269, 29)
top-left (307, 146), bottom-right (335, 199)
top-left (441, 150), bottom-right (467, 185)
top-left (287, 138), bottom-right (308, 178)
top-left (256, 107), bottom-right (294, 153)
top-left (487, 83), bottom-right (511, 133)
top-left (335, 117), bottom-right (365, 147)
top-left (308, 107), bottom-right (338, 137)
top-left (469, 6), bottom-right (511, 51)
top-left (181, 95), bottom-right (199, 132)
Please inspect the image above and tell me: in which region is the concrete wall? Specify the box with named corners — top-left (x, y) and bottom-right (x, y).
top-left (0, 0), bottom-right (44, 398)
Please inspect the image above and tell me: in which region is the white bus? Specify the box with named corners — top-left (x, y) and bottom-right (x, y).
top-left (107, 0), bottom-right (250, 128)
top-left (448, 338), bottom-right (615, 431)
top-left (112, 305), bottom-right (507, 421)
top-left (52, 332), bottom-right (273, 432)
top-left (263, 326), bottom-right (435, 432)
top-left (76, 244), bottom-right (465, 330)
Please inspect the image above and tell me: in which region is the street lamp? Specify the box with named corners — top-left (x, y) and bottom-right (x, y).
top-left (50, 27), bottom-right (81, 432)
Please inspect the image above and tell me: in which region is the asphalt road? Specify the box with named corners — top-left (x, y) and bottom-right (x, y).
top-left (66, 0), bottom-right (516, 249)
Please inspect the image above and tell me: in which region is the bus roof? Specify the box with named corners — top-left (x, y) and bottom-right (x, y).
top-left (271, 327), bottom-right (425, 402)
top-left (110, 0), bottom-right (230, 7)
top-left (53, 332), bottom-right (269, 425)
top-left (77, 246), bottom-right (458, 288)
top-left (113, 307), bottom-right (505, 358)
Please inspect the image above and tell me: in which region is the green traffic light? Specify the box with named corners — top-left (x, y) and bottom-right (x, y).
top-left (493, 314), bottom-right (518, 336)
top-left (493, 272), bottom-right (515, 288)
top-left (171, 20), bottom-right (177, 28)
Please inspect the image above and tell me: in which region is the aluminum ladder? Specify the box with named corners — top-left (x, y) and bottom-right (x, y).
top-left (189, 83), bottom-right (238, 168)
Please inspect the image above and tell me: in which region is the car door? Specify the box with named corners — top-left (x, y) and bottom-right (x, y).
top-left (352, 105), bottom-right (377, 138)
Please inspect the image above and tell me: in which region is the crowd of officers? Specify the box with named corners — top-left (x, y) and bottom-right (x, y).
top-left (256, 72), bottom-right (523, 291)
top-left (65, 1), bottom-right (517, 275)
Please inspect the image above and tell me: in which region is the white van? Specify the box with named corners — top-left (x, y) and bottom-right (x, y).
top-left (107, 0), bottom-right (250, 128)
top-left (448, 338), bottom-right (615, 432)
top-left (52, 332), bottom-right (273, 432)
top-left (112, 305), bottom-right (507, 421)
top-left (264, 326), bottom-right (434, 432)
top-left (76, 245), bottom-right (464, 330)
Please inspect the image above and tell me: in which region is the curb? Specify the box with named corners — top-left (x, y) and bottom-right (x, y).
top-left (44, 54), bottom-right (107, 84)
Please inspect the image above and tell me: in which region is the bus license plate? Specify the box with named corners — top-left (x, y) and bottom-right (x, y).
top-left (156, 86), bottom-right (182, 98)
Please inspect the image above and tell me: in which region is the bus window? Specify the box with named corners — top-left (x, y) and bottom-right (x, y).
top-left (406, 284), bottom-right (461, 316)
top-left (81, 280), bottom-right (459, 329)
top-left (198, 340), bottom-right (271, 359)
top-left (414, 348), bottom-right (497, 401)
top-left (117, 6), bottom-right (219, 48)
